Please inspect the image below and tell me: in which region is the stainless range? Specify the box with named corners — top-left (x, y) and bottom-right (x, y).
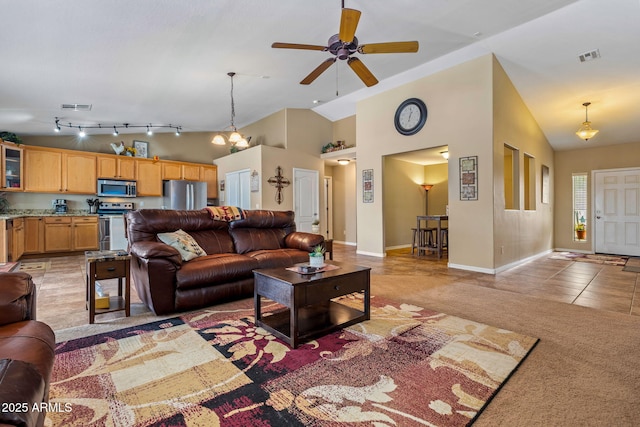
top-left (98, 202), bottom-right (134, 251)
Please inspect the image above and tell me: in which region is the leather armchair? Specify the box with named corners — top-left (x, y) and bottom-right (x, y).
top-left (0, 272), bottom-right (56, 427)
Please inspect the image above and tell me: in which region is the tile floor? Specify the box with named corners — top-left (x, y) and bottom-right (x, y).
top-left (18, 244), bottom-right (640, 331)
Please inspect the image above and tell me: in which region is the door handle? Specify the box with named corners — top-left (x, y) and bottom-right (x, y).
top-left (596, 216), bottom-right (601, 219)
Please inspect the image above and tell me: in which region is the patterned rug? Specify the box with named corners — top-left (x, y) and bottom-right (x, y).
top-left (18, 261), bottom-right (50, 271)
top-left (550, 252), bottom-right (628, 266)
top-left (47, 295), bottom-right (538, 426)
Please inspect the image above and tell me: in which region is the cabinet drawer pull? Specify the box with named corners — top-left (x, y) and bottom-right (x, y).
top-left (334, 285), bottom-right (340, 290)
top-left (107, 267), bottom-right (116, 272)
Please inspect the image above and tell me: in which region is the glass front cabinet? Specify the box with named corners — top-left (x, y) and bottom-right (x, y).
top-left (1, 143), bottom-right (23, 191)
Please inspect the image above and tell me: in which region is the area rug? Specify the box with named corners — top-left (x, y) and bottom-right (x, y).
top-left (622, 257), bottom-right (640, 272)
top-left (47, 295), bottom-right (538, 427)
top-left (18, 261), bottom-right (50, 271)
top-left (550, 251), bottom-right (628, 266)
top-left (0, 262), bottom-right (19, 273)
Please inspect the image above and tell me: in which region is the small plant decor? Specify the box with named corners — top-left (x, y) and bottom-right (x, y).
top-left (309, 244), bottom-right (325, 267)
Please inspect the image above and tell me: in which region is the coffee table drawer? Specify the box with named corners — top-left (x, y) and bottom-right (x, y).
top-left (304, 274), bottom-right (365, 305)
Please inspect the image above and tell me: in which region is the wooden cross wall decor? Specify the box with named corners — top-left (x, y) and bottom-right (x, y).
top-left (267, 166), bottom-right (290, 204)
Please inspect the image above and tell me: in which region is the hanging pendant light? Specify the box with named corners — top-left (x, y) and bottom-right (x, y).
top-left (575, 102), bottom-right (599, 141)
top-left (212, 72), bottom-right (249, 148)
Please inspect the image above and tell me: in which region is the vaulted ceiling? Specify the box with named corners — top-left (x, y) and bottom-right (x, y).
top-left (1, 0), bottom-right (638, 152)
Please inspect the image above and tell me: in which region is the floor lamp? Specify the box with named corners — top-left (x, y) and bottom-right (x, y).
top-left (421, 184), bottom-right (433, 215)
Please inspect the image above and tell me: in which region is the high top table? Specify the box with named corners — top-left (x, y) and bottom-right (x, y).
top-left (416, 215), bottom-right (448, 258)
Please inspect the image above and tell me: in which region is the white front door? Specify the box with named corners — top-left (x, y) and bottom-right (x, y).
top-left (594, 168), bottom-right (640, 256)
top-left (293, 168), bottom-right (319, 232)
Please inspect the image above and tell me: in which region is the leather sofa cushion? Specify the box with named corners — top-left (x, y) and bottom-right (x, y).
top-left (229, 228), bottom-right (287, 254)
top-left (176, 254), bottom-right (259, 290)
top-left (189, 229), bottom-right (236, 254)
top-left (247, 249), bottom-right (311, 269)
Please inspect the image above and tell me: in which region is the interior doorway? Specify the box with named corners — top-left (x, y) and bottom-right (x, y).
top-left (293, 168), bottom-right (319, 233)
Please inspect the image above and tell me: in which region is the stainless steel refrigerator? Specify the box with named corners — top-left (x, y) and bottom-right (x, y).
top-left (162, 180), bottom-right (208, 210)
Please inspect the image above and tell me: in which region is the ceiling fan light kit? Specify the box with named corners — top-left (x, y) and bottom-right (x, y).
top-left (272, 3), bottom-right (418, 87)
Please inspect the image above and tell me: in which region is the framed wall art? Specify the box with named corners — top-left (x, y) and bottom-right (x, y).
top-left (133, 140), bottom-right (149, 158)
top-left (363, 169), bottom-right (374, 203)
top-left (459, 155), bottom-right (478, 201)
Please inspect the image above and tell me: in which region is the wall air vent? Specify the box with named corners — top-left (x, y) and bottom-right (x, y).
top-left (578, 49), bottom-right (600, 63)
top-left (61, 104), bottom-right (92, 111)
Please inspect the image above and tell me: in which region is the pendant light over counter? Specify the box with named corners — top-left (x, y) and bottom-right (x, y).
top-left (212, 72), bottom-right (249, 148)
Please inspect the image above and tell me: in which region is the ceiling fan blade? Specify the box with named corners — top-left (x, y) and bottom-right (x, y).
top-left (339, 8), bottom-right (361, 43)
top-left (272, 42), bottom-right (327, 51)
top-left (347, 57), bottom-right (378, 87)
top-left (300, 58), bottom-right (336, 85)
top-left (359, 41), bottom-right (419, 54)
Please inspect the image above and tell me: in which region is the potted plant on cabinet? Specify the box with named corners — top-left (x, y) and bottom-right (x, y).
top-left (308, 244), bottom-right (325, 267)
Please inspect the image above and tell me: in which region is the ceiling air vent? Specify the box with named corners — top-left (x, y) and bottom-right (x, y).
top-left (578, 49), bottom-right (600, 63)
top-left (61, 104), bottom-right (92, 111)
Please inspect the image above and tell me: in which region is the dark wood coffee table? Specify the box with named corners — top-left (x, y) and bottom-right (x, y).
top-left (253, 261), bottom-right (370, 348)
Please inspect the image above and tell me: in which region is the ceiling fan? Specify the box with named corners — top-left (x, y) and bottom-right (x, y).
top-left (272, 2), bottom-right (419, 87)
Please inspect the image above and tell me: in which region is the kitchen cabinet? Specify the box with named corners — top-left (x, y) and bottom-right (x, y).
top-left (24, 146), bottom-right (97, 194)
top-left (12, 217), bottom-right (24, 261)
top-left (63, 151), bottom-right (96, 193)
top-left (97, 155), bottom-right (136, 180)
top-left (136, 159), bottom-right (162, 196)
top-left (24, 217), bottom-right (45, 254)
top-left (1, 142), bottom-right (23, 191)
top-left (162, 161), bottom-right (201, 181)
top-left (25, 148), bottom-right (62, 192)
top-left (200, 165), bottom-right (218, 199)
top-left (44, 216), bottom-right (98, 252)
top-left (72, 217), bottom-right (98, 251)
top-left (44, 217), bottom-right (72, 252)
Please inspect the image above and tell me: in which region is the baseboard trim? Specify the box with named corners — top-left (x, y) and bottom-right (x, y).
top-left (334, 240), bottom-right (357, 246)
top-left (385, 244), bottom-right (412, 250)
top-left (449, 249), bottom-right (553, 275)
top-left (554, 247), bottom-right (593, 254)
top-left (356, 250), bottom-right (386, 258)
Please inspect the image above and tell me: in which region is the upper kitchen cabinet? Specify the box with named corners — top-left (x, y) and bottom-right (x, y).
top-left (97, 154), bottom-right (136, 180)
top-left (136, 158), bottom-right (162, 196)
top-left (1, 142), bottom-right (23, 191)
top-left (161, 161), bottom-right (201, 181)
top-left (63, 151), bottom-right (96, 193)
top-left (200, 165), bottom-right (218, 199)
top-left (24, 147), bottom-right (62, 192)
top-left (24, 146), bottom-right (96, 194)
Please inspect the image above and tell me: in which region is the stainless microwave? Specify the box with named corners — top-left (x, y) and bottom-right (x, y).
top-left (97, 179), bottom-right (137, 198)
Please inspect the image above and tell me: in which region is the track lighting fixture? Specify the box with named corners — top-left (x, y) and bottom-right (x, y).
top-left (212, 72), bottom-right (250, 148)
top-left (52, 117), bottom-right (182, 137)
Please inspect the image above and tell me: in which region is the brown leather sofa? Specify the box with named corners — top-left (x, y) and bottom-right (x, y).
top-left (126, 209), bottom-right (324, 315)
top-left (0, 272), bottom-right (56, 427)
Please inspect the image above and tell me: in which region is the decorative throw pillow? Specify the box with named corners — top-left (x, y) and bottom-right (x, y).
top-left (157, 229), bottom-right (207, 261)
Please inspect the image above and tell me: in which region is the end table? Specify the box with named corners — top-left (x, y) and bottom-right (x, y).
top-left (85, 250), bottom-right (131, 324)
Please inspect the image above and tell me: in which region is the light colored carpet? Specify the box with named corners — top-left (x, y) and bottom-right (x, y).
top-left (370, 274), bottom-right (639, 426)
top-left (54, 273), bottom-right (640, 425)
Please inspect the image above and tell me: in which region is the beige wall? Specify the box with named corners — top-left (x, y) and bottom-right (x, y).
top-left (332, 115), bottom-right (356, 147)
top-left (286, 109), bottom-right (333, 156)
top-left (424, 163), bottom-right (449, 216)
top-left (554, 141), bottom-right (640, 250)
top-left (492, 56), bottom-right (555, 269)
top-left (356, 55), bottom-right (494, 263)
top-left (383, 158), bottom-right (425, 248)
top-left (21, 131), bottom-right (228, 163)
top-left (213, 145), bottom-right (263, 209)
top-left (240, 109), bottom-right (286, 148)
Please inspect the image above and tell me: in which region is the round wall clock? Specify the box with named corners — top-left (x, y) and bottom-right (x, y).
top-left (394, 98), bottom-right (428, 135)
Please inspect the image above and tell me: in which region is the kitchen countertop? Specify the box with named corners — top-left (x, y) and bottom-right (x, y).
top-left (0, 209), bottom-right (99, 220)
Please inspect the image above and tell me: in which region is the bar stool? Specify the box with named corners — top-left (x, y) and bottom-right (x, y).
top-left (440, 228), bottom-right (448, 250)
top-left (411, 227), bottom-right (436, 254)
